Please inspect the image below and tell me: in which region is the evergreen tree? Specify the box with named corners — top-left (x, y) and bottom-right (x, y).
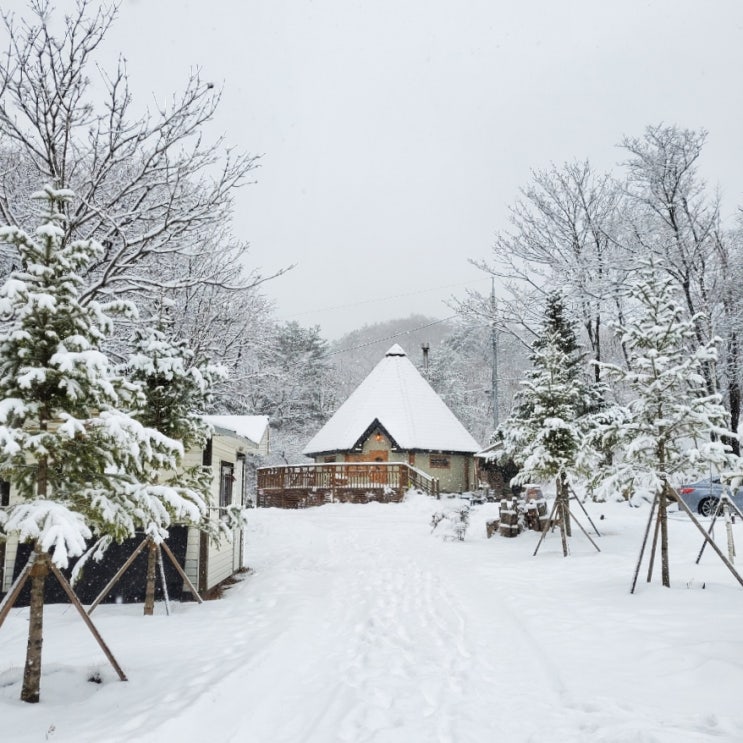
top-left (0, 187), bottom-right (211, 702)
top-left (126, 325), bottom-right (244, 531)
top-left (122, 325), bottom-right (243, 614)
top-left (498, 291), bottom-right (594, 546)
top-left (592, 262), bottom-right (737, 587)
top-left (127, 325), bottom-right (218, 448)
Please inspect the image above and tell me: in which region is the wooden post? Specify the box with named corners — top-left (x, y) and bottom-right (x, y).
top-left (558, 498), bottom-right (569, 557)
top-left (558, 474), bottom-right (571, 538)
top-left (143, 539), bottom-right (157, 616)
top-left (659, 483), bottom-right (670, 587)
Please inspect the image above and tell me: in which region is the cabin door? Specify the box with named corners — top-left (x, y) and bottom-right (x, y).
top-left (345, 451), bottom-right (389, 484)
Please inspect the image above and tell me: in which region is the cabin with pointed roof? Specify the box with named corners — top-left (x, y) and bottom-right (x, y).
top-left (303, 344), bottom-right (480, 493)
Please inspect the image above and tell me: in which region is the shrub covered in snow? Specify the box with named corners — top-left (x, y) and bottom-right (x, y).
top-left (431, 505), bottom-right (470, 541)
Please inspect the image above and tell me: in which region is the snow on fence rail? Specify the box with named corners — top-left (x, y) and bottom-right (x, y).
top-left (256, 462), bottom-right (439, 508)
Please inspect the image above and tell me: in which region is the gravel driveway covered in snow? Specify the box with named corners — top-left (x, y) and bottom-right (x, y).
top-left (2, 492), bottom-right (742, 742)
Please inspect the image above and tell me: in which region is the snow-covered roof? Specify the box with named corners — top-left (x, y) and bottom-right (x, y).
top-left (304, 345), bottom-right (480, 455)
top-left (202, 415), bottom-right (269, 447)
top-left (475, 441), bottom-right (503, 460)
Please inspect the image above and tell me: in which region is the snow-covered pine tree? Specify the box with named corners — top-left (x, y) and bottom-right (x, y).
top-left (498, 291), bottom-right (595, 552)
top-left (124, 324), bottom-right (244, 612)
top-left (0, 187), bottom-right (211, 702)
top-left (592, 261), bottom-right (738, 588)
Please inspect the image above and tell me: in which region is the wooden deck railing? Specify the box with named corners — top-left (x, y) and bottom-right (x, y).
top-left (256, 462), bottom-right (439, 508)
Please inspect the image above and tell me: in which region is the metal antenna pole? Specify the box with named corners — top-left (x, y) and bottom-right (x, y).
top-left (491, 278), bottom-right (499, 430)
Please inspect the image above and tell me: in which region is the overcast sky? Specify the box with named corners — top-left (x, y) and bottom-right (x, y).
top-left (52, 1), bottom-right (743, 337)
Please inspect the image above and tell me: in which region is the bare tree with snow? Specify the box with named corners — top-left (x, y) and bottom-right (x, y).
top-left (469, 160), bottom-right (627, 380)
top-left (620, 125), bottom-right (740, 439)
top-left (0, 0), bottom-right (286, 379)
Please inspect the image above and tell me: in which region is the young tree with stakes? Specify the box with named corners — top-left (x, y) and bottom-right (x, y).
top-left (593, 262), bottom-right (742, 591)
top-left (0, 187), bottom-right (214, 702)
top-left (118, 324), bottom-right (242, 615)
top-left (499, 291), bottom-right (599, 555)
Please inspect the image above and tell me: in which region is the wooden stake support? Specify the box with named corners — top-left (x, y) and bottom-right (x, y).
top-left (87, 538), bottom-right (149, 615)
top-left (695, 492), bottom-right (743, 565)
top-left (0, 550), bottom-right (127, 682)
top-left (631, 487), bottom-right (743, 593)
top-left (0, 551), bottom-right (37, 631)
top-left (568, 485), bottom-right (602, 537)
top-left (533, 494), bottom-right (601, 557)
top-left (88, 536), bottom-right (202, 616)
top-left (160, 540), bottom-right (202, 604)
top-left (49, 562), bottom-right (127, 681)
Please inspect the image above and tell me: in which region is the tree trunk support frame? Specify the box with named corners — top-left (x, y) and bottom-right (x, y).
top-left (631, 487), bottom-right (743, 593)
top-left (0, 547), bottom-right (127, 703)
top-left (87, 536), bottom-right (202, 616)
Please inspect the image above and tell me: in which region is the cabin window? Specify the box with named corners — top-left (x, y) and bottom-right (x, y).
top-left (202, 437), bottom-right (213, 467)
top-left (219, 461), bottom-right (235, 508)
top-left (324, 456), bottom-right (336, 463)
top-left (429, 454), bottom-right (450, 469)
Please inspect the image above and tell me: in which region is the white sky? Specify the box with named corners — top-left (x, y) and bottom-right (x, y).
top-left (16, 0), bottom-right (743, 338)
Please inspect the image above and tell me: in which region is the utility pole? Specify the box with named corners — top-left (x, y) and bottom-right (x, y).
top-left (421, 342), bottom-right (430, 375)
top-left (491, 278), bottom-right (499, 430)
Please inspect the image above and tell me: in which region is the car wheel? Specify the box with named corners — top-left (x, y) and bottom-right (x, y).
top-left (698, 497), bottom-right (720, 518)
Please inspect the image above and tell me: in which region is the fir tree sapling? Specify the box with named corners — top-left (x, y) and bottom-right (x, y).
top-left (498, 291), bottom-right (598, 545)
top-left (591, 262), bottom-right (738, 587)
top-left (125, 325), bottom-right (245, 540)
top-left (0, 187), bottom-right (220, 701)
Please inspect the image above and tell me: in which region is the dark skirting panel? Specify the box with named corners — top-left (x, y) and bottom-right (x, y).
top-left (9, 527), bottom-right (190, 607)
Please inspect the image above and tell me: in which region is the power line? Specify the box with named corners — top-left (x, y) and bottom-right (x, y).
top-left (276, 279), bottom-right (491, 321)
top-left (322, 316), bottom-right (459, 359)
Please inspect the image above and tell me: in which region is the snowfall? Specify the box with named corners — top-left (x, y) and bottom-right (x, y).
top-left (1, 491), bottom-right (742, 743)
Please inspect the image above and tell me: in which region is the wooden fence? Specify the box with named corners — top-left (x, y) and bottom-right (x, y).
top-left (256, 462), bottom-right (439, 508)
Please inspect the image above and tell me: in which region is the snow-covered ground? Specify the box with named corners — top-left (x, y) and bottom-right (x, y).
top-left (2, 492), bottom-right (743, 743)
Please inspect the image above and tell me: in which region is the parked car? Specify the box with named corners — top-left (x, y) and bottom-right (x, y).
top-left (676, 476), bottom-right (743, 517)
